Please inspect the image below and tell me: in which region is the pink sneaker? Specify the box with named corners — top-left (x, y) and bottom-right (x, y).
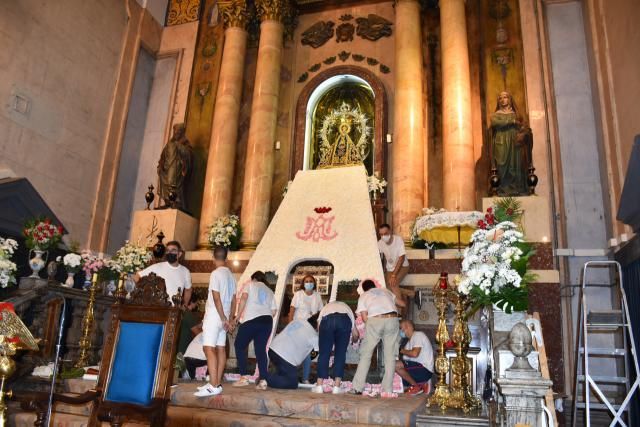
top-left (381, 391), bottom-right (398, 399)
top-left (363, 389), bottom-right (379, 398)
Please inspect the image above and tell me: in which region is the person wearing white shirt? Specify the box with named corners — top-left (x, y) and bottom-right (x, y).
top-left (311, 301), bottom-right (359, 394)
top-left (350, 280), bottom-right (405, 398)
top-left (184, 332), bottom-right (207, 379)
top-left (377, 223), bottom-right (413, 313)
top-left (288, 275), bottom-right (324, 383)
top-left (194, 246), bottom-right (237, 397)
top-left (134, 240), bottom-right (192, 307)
top-left (232, 271), bottom-right (277, 387)
top-left (395, 319), bottom-right (434, 396)
top-left (255, 316), bottom-right (319, 390)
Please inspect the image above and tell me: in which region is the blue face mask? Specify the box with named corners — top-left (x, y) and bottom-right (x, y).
top-left (399, 330), bottom-right (407, 339)
top-left (304, 282), bottom-right (314, 291)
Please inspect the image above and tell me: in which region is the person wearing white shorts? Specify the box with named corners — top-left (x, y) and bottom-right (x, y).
top-left (194, 246), bottom-right (237, 397)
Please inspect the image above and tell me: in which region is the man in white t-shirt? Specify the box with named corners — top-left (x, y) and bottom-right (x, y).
top-left (377, 223), bottom-right (412, 311)
top-left (184, 332), bottom-right (207, 379)
top-left (135, 240), bottom-right (192, 307)
top-left (350, 280), bottom-right (405, 398)
top-left (194, 246), bottom-right (236, 397)
top-left (255, 316), bottom-right (319, 391)
top-left (395, 319), bottom-right (434, 395)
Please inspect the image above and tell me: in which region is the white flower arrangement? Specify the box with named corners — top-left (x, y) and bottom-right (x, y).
top-left (60, 253), bottom-right (82, 274)
top-left (207, 214), bottom-right (242, 250)
top-left (109, 241), bottom-right (153, 275)
top-left (456, 199), bottom-right (534, 313)
top-left (367, 173), bottom-right (387, 194)
top-left (0, 237), bottom-right (18, 288)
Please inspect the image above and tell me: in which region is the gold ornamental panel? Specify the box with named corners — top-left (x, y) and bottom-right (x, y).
top-left (167, 0), bottom-right (201, 26)
top-left (219, 0), bottom-right (249, 29)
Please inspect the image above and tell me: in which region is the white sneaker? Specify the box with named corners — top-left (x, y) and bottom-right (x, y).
top-left (311, 385), bottom-right (324, 394)
top-left (194, 383), bottom-right (222, 397)
top-left (332, 385), bottom-right (343, 394)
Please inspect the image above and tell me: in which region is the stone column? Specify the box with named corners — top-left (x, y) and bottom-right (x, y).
top-left (198, 1), bottom-right (249, 248)
top-left (440, 0), bottom-right (475, 210)
top-left (240, 0), bottom-right (290, 247)
top-left (392, 0), bottom-right (425, 240)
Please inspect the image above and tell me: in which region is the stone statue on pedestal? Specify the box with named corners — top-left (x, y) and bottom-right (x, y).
top-left (489, 91), bottom-right (533, 196)
top-left (157, 123), bottom-right (192, 210)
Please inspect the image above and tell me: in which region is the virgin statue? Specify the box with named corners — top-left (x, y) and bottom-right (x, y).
top-left (157, 123), bottom-right (193, 210)
top-left (490, 91), bottom-right (533, 196)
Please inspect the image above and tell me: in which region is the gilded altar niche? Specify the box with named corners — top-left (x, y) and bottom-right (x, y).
top-left (308, 82), bottom-right (375, 174)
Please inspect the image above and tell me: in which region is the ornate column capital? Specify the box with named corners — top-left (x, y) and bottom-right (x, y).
top-left (255, 0), bottom-right (294, 23)
top-left (219, 0), bottom-right (249, 30)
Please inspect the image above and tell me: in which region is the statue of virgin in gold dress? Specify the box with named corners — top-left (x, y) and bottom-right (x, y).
top-left (317, 103), bottom-right (371, 169)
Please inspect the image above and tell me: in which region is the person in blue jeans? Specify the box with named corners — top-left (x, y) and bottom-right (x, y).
top-left (312, 301), bottom-right (360, 394)
top-left (256, 315), bottom-right (319, 390)
top-left (288, 275), bottom-right (324, 384)
top-left (232, 271), bottom-right (277, 387)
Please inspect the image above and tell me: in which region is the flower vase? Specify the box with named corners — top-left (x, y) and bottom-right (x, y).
top-left (124, 273), bottom-right (136, 298)
top-left (83, 274), bottom-right (92, 291)
top-left (64, 272), bottom-right (75, 288)
top-left (28, 249), bottom-right (48, 278)
top-left (105, 280), bottom-right (116, 296)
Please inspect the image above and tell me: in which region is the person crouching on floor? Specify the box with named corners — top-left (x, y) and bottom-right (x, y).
top-left (312, 300), bottom-right (359, 394)
top-left (350, 280), bottom-right (405, 398)
top-left (255, 314), bottom-right (319, 391)
top-left (395, 319), bottom-right (434, 395)
top-left (232, 271), bottom-right (277, 387)
top-left (194, 246), bottom-right (237, 397)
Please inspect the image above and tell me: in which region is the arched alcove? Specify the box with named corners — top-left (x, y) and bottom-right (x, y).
top-left (292, 66), bottom-right (388, 180)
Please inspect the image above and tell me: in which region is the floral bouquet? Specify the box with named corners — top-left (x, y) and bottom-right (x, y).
top-left (0, 237), bottom-right (18, 288)
top-left (109, 241), bottom-right (153, 275)
top-left (457, 198), bottom-right (535, 314)
top-left (367, 173), bottom-right (388, 195)
top-left (80, 250), bottom-right (107, 280)
top-left (59, 253), bottom-right (82, 274)
top-left (23, 218), bottom-right (63, 250)
top-left (207, 214), bottom-right (242, 250)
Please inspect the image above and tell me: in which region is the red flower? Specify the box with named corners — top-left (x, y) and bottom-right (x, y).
top-left (477, 220), bottom-right (486, 229)
top-left (23, 228), bottom-right (29, 236)
top-left (58, 226), bottom-right (64, 234)
top-left (487, 207), bottom-right (493, 214)
top-left (44, 218), bottom-right (51, 225)
top-left (507, 208), bottom-right (514, 216)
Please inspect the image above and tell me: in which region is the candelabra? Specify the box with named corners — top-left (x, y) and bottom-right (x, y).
top-left (427, 272), bottom-right (451, 410)
top-left (75, 273), bottom-right (98, 368)
top-left (447, 288), bottom-right (481, 413)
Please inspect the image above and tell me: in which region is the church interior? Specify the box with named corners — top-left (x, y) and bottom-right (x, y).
top-left (0, 0), bottom-right (639, 426)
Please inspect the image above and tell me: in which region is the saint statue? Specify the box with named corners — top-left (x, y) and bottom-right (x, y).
top-left (489, 91), bottom-right (533, 196)
top-left (157, 123), bottom-right (193, 210)
top-left (317, 103), bottom-right (371, 169)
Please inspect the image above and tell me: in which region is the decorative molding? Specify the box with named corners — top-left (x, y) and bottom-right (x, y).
top-left (335, 22), bottom-right (355, 42)
top-left (219, 0), bottom-right (249, 29)
top-left (355, 14), bottom-right (393, 41)
top-left (301, 20), bottom-right (335, 48)
top-left (255, 0), bottom-right (294, 22)
top-left (166, 0), bottom-right (201, 26)
top-left (296, 52), bottom-right (391, 82)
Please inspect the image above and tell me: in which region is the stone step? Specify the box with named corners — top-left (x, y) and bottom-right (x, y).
top-left (415, 406), bottom-right (489, 427)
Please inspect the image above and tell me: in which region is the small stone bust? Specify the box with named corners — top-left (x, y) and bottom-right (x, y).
top-left (508, 322), bottom-right (535, 371)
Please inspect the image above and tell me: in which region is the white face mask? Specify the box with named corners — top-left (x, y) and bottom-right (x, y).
top-left (381, 234), bottom-right (391, 242)
top-left (304, 282), bottom-right (314, 291)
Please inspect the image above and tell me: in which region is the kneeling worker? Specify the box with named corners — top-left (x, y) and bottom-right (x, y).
top-left (255, 315), bottom-right (319, 390)
top-left (395, 319), bottom-right (434, 395)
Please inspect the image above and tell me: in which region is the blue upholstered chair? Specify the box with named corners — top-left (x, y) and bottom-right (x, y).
top-left (18, 273), bottom-right (182, 427)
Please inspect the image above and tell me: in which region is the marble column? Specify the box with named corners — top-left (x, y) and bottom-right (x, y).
top-left (198, 2), bottom-right (249, 248)
top-left (392, 0), bottom-right (425, 240)
top-left (441, 0), bottom-right (475, 210)
top-left (240, 0), bottom-right (289, 247)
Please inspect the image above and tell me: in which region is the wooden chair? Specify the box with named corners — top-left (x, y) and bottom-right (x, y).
top-left (17, 273), bottom-right (182, 427)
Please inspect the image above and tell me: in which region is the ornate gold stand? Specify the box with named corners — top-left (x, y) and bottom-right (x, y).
top-left (75, 274), bottom-right (98, 368)
top-left (426, 273), bottom-right (451, 410)
top-left (447, 289), bottom-right (481, 413)
top-left (0, 354), bottom-right (15, 427)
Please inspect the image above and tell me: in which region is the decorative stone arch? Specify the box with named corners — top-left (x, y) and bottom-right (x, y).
top-left (291, 65), bottom-right (388, 180)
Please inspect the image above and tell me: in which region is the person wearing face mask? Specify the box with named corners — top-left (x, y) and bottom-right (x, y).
top-left (134, 240), bottom-right (192, 307)
top-left (377, 223), bottom-right (411, 311)
top-left (395, 319), bottom-right (434, 396)
top-left (232, 271), bottom-right (277, 387)
top-left (288, 275), bottom-right (324, 384)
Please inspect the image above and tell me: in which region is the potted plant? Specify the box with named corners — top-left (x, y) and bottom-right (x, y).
top-left (23, 218), bottom-right (64, 278)
top-left (207, 214), bottom-right (242, 251)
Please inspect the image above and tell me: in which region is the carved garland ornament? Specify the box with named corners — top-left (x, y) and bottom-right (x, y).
top-left (219, 0), bottom-right (249, 29)
top-left (167, 0), bottom-right (201, 26)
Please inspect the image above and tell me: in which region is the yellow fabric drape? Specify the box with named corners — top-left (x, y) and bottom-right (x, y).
top-left (418, 226), bottom-right (476, 245)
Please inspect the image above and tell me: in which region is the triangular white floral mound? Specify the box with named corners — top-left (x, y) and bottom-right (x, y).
top-left (238, 165), bottom-right (385, 317)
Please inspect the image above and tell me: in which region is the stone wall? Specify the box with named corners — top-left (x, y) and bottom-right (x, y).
top-left (0, 0), bottom-right (128, 244)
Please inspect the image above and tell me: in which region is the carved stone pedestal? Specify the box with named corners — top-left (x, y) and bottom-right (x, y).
top-left (497, 370), bottom-right (553, 427)
top-left (130, 209), bottom-right (199, 251)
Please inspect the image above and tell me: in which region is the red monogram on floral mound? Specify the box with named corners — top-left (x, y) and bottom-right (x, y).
top-left (295, 207), bottom-right (338, 242)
